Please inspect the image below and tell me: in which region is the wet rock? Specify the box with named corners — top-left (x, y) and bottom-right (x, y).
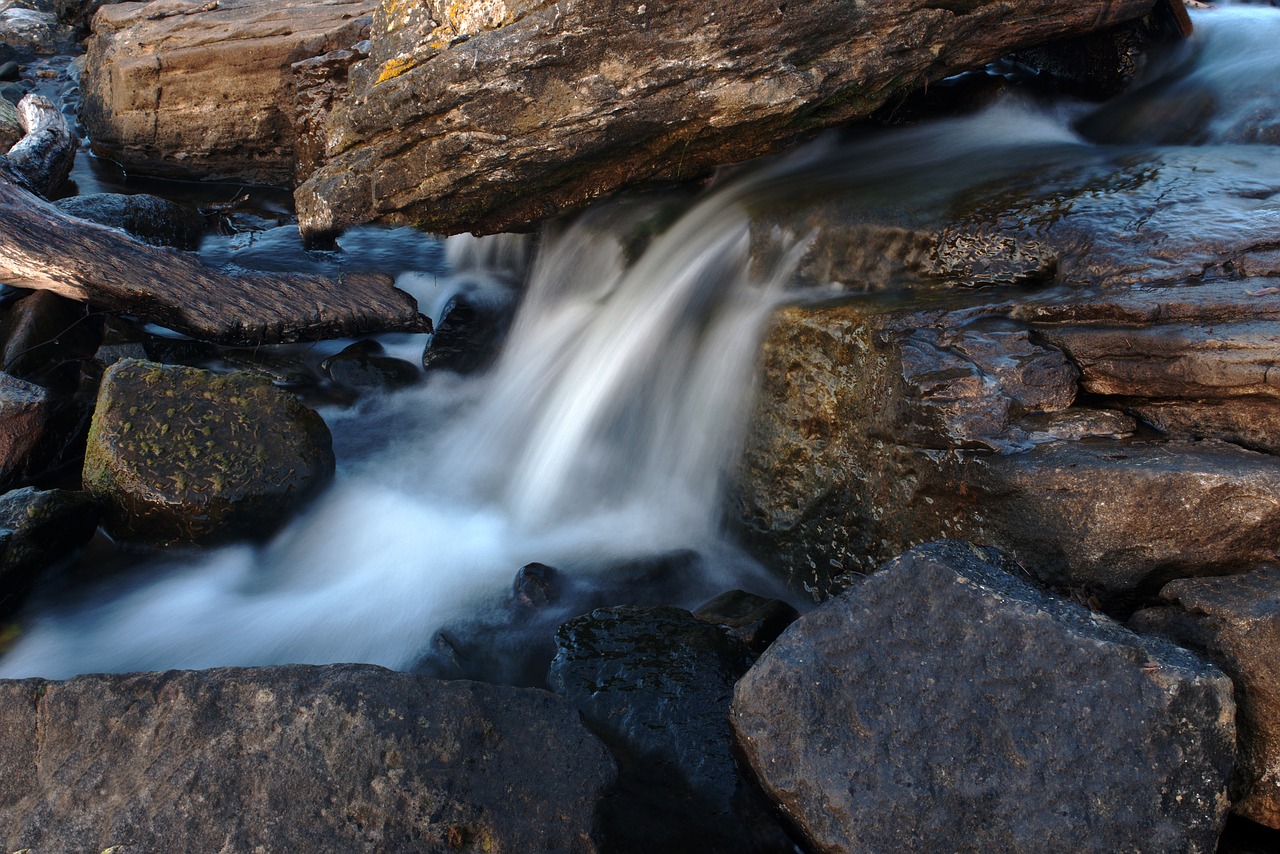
top-left (422, 292), bottom-right (511, 375)
top-left (80, 0), bottom-right (376, 185)
top-left (295, 0), bottom-right (1153, 237)
top-left (549, 605), bottom-right (792, 854)
top-left (692, 589), bottom-right (798, 654)
top-left (0, 486), bottom-right (99, 618)
top-left (736, 296), bottom-right (1280, 603)
top-left (0, 371), bottom-right (86, 489)
top-left (0, 7), bottom-right (77, 60)
top-left (514, 561), bottom-right (558, 609)
top-left (731, 540), bottom-right (1237, 854)
top-left (0, 664), bottom-right (615, 853)
top-left (0, 289), bottom-right (102, 389)
top-left (54, 193), bottom-right (205, 249)
top-left (320, 339), bottom-right (419, 392)
top-left (0, 62), bottom-right (17, 83)
top-left (83, 358), bottom-right (335, 544)
top-left (1131, 567), bottom-right (1280, 829)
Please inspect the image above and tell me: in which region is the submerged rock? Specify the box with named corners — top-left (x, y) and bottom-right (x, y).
top-left (0, 664), bottom-right (615, 853)
top-left (732, 540), bottom-right (1237, 854)
top-left (0, 486), bottom-right (99, 618)
top-left (80, 0), bottom-right (376, 185)
top-left (83, 359), bottom-right (334, 544)
top-left (295, 0), bottom-right (1153, 236)
top-left (54, 192), bottom-right (205, 249)
top-left (549, 605), bottom-right (792, 854)
top-left (1132, 568), bottom-right (1280, 830)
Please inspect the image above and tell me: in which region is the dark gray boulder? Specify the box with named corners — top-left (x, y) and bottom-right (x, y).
top-left (54, 193), bottom-right (206, 249)
top-left (1132, 568), bottom-right (1280, 830)
top-left (0, 486), bottom-right (99, 618)
top-left (549, 605), bottom-right (793, 853)
top-left (83, 359), bottom-right (335, 544)
top-left (731, 540), bottom-right (1237, 854)
top-left (0, 664), bottom-right (615, 853)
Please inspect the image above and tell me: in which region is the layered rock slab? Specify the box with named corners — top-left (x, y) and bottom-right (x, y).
top-left (80, 0), bottom-right (376, 185)
top-left (0, 664), bottom-right (615, 853)
top-left (294, 0), bottom-right (1154, 236)
top-left (731, 540), bottom-right (1237, 854)
top-left (1132, 568), bottom-right (1280, 829)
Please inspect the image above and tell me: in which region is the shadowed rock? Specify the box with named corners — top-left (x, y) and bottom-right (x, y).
top-left (732, 540), bottom-right (1237, 854)
top-left (0, 664), bottom-right (616, 853)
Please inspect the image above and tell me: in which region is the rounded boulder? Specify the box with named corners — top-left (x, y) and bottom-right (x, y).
top-left (83, 359), bottom-right (334, 544)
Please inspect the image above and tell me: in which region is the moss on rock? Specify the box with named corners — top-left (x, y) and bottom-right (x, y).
top-left (83, 359), bottom-right (335, 545)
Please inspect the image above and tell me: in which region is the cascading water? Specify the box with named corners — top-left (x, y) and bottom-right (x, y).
top-left (4, 3), bottom-right (1280, 680)
top-left (0, 158), bottom-right (805, 679)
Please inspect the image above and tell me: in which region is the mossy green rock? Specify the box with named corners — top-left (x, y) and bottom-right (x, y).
top-left (83, 359), bottom-right (334, 544)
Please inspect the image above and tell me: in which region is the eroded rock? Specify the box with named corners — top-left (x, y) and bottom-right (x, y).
top-left (83, 358), bottom-right (334, 544)
top-left (0, 664), bottom-right (615, 853)
top-left (1132, 568), bottom-right (1280, 829)
top-left (731, 540), bottom-right (1237, 854)
top-left (80, 0), bottom-right (376, 184)
top-left (295, 0), bottom-right (1153, 236)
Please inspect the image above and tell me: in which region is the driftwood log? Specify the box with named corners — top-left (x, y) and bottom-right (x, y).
top-left (0, 96), bottom-right (430, 345)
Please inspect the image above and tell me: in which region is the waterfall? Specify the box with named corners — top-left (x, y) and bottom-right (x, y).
top-left (0, 160), bottom-right (803, 679)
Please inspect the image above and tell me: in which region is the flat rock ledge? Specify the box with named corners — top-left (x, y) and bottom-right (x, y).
top-left (731, 540), bottom-right (1237, 854)
top-left (0, 664), bottom-right (616, 854)
top-left (294, 0), bottom-right (1155, 236)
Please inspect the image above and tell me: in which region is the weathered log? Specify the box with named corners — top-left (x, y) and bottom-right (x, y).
top-left (0, 173), bottom-right (431, 344)
top-left (294, 0), bottom-right (1158, 237)
top-left (5, 95), bottom-right (75, 198)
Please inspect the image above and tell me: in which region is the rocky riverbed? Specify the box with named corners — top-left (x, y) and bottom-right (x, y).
top-left (3, 0), bottom-right (1280, 852)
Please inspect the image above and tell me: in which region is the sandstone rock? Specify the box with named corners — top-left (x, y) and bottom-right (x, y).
top-left (0, 371), bottom-right (86, 489)
top-left (1131, 568), bottom-right (1280, 829)
top-left (731, 540), bottom-right (1237, 854)
top-left (54, 192), bottom-right (205, 249)
top-left (80, 0), bottom-right (376, 185)
top-left (294, 0), bottom-right (1153, 236)
top-left (549, 605), bottom-right (792, 854)
top-left (0, 486), bottom-right (99, 617)
top-left (0, 664), bottom-right (615, 853)
top-left (83, 358), bottom-right (335, 544)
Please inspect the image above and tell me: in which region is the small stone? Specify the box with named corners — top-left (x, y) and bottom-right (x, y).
top-left (320, 339), bottom-right (419, 392)
top-left (513, 562), bottom-right (557, 609)
top-left (692, 589), bottom-right (799, 653)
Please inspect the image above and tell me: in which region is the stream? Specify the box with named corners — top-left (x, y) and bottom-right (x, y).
top-left (2, 2), bottom-right (1279, 681)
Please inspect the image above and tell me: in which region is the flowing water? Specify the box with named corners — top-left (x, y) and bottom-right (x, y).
top-left (3, 4), bottom-right (1280, 679)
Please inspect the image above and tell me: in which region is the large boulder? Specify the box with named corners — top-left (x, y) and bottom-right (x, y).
top-left (79, 0), bottom-right (376, 185)
top-left (0, 664), bottom-right (616, 853)
top-left (293, 0), bottom-right (1154, 237)
top-left (1131, 568), bottom-right (1280, 829)
top-left (731, 540), bottom-right (1237, 854)
top-left (736, 279), bottom-right (1280, 604)
top-left (83, 358), bottom-right (335, 544)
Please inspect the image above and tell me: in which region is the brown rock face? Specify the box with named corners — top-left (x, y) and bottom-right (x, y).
top-left (294, 0), bottom-right (1154, 236)
top-left (80, 0), bottom-right (376, 185)
top-left (0, 664), bottom-right (615, 853)
top-left (1131, 568), bottom-right (1280, 829)
top-left (735, 289), bottom-right (1280, 605)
